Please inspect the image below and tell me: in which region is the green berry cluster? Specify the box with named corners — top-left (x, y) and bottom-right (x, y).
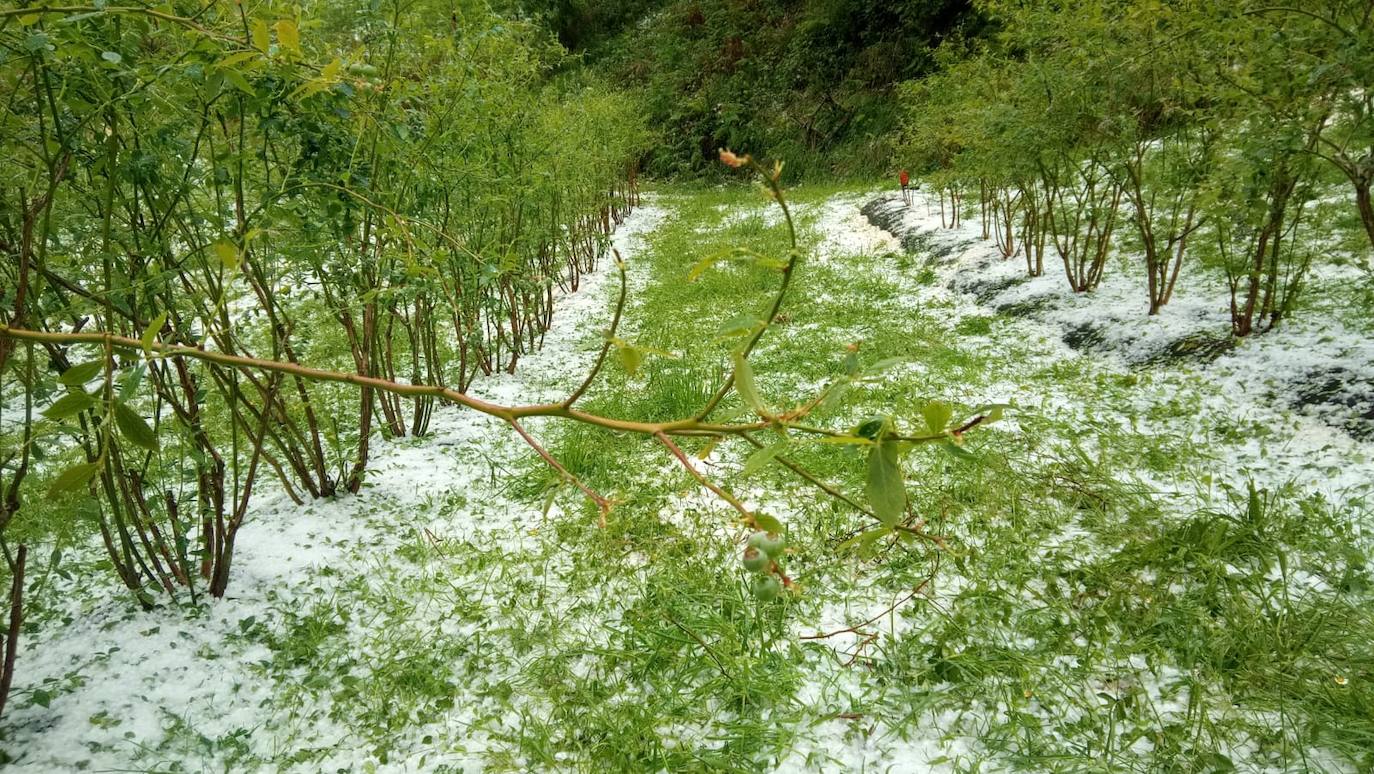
top-left (743, 531), bottom-right (787, 601)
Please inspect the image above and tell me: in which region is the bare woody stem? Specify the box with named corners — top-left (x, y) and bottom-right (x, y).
top-left (562, 253), bottom-right (629, 408)
top-left (0, 325), bottom-right (957, 445)
top-left (0, 323), bottom-right (974, 536)
top-left (695, 156), bottom-right (800, 420)
top-left (740, 432), bottom-right (872, 516)
top-left (0, 325), bottom-right (755, 436)
top-left (0, 544), bottom-right (25, 721)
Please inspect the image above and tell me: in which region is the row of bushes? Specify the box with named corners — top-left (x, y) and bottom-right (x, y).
top-left (898, 0), bottom-right (1373, 333)
top-left (0, 1), bottom-right (648, 612)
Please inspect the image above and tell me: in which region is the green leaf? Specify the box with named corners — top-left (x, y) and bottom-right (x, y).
top-left (754, 513), bottom-right (784, 533)
top-left (141, 311), bottom-right (167, 355)
top-left (636, 344), bottom-right (679, 360)
top-left (220, 67), bottom-right (255, 96)
top-left (213, 240), bottom-right (239, 271)
top-left (716, 314), bottom-right (762, 339)
top-left (842, 350), bottom-right (859, 375)
top-left (44, 391), bottom-right (95, 420)
top-left (49, 461), bottom-right (99, 497)
top-left (922, 400), bottom-right (953, 435)
top-left (855, 415), bottom-right (889, 440)
top-left (812, 435), bottom-right (875, 445)
top-left (741, 441), bottom-right (787, 477)
top-left (114, 402), bottom-right (159, 450)
top-left (687, 254), bottom-right (722, 282)
top-left (118, 365), bottom-right (145, 403)
top-left (865, 440), bottom-right (906, 526)
top-left (941, 438), bottom-right (976, 460)
top-left (23, 33), bottom-right (50, 53)
top-left (692, 248), bottom-right (758, 281)
top-left (616, 343), bottom-right (643, 376)
top-left (58, 360), bottom-right (103, 387)
top-left (858, 527), bottom-right (890, 556)
top-left (540, 481), bottom-right (565, 519)
top-left (837, 527), bottom-right (890, 557)
top-left (732, 351), bottom-right (768, 417)
top-left (274, 19), bottom-right (300, 56)
top-left (816, 379), bottom-right (851, 413)
top-left (251, 19), bottom-right (271, 53)
top-left (218, 51), bottom-right (258, 68)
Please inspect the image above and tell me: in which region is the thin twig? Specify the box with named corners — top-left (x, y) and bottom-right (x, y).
top-left (740, 432), bottom-right (872, 516)
top-left (842, 632), bottom-right (879, 667)
top-left (665, 611), bottom-right (735, 683)
top-left (655, 431), bottom-right (755, 528)
top-left (563, 252), bottom-right (629, 408)
top-left (953, 414), bottom-right (986, 436)
top-left (422, 527), bottom-right (449, 556)
top-left (510, 419), bottom-right (611, 527)
top-left (800, 577), bottom-right (931, 641)
top-left (0, 545), bottom-right (26, 720)
top-left (695, 156), bottom-right (801, 420)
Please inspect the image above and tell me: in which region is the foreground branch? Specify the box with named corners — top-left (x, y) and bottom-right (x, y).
top-left (0, 325), bottom-right (759, 437)
top-left (656, 431), bottom-right (758, 529)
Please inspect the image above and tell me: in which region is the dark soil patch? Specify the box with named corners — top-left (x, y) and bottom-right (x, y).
top-left (861, 198), bottom-right (916, 248)
top-left (1291, 367), bottom-right (1374, 441)
top-left (955, 274), bottom-right (1024, 304)
top-left (860, 196), bottom-right (959, 259)
top-left (1141, 332), bottom-right (1237, 368)
top-left (897, 231), bottom-right (938, 258)
top-left (1063, 321), bottom-right (1107, 352)
top-left (997, 294), bottom-right (1058, 318)
top-left (929, 238), bottom-right (978, 263)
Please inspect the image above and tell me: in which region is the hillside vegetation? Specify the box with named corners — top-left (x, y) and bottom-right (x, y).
top-left (530, 0), bottom-right (984, 178)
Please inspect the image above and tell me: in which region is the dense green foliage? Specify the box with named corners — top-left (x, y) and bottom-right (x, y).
top-left (537, 0), bottom-right (984, 179)
top-left (0, 0), bottom-right (975, 627)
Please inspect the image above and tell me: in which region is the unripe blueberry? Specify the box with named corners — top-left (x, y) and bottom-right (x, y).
top-left (742, 546), bottom-right (770, 573)
top-left (750, 531), bottom-right (785, 558)
top-left (753, 575), bottom-right (782, 601)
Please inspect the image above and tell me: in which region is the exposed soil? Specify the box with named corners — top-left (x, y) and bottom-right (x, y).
top-left (1142, 332), bottom-right (1237, 368)
top-left (1292, 367), bottom-right (1374, 441)
top-left (955, 274), bottom-right (1025, 304)
top-left (1062, 321), bottom-right (1107, 353)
